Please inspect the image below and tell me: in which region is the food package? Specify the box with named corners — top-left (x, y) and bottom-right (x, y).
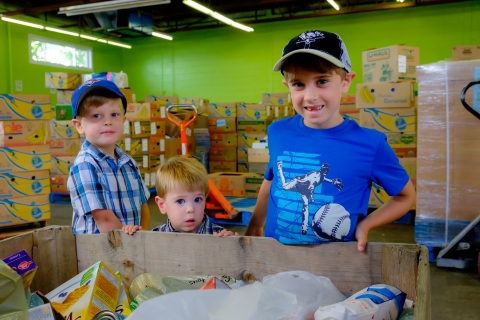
top-left (82, 72), bottom-right (129, 89)
top-left (2, 249), bottom-right (38, 293)
top-left (198, 276), bottom-right (232, 290)
top-left (46, 261), bottom-right (121, 320)
top-left (0, 260), bottom-right (29, 320)
top-left (115, 273), bottom-right (132, 317)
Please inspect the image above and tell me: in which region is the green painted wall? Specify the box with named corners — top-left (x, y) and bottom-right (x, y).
top-left (123, 1), bottom-right (480, 103)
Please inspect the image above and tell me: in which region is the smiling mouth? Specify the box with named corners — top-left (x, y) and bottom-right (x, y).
top-left (102, 131), bottom-right (115, 134)
top-left (304, 106), bottom-right (323, 111)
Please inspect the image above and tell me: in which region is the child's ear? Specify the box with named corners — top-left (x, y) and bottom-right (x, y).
top-left (72, 118), bottom-right (84, 135)
top-left (341, 72), bottom-right (356, 94)
top-left (155, 196), bottom-right (167, 214)
top-left (282, 79), bottom-right (288, 88)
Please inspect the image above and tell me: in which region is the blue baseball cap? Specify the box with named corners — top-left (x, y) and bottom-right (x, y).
top-left (71, 79), bottom-right (127, 118)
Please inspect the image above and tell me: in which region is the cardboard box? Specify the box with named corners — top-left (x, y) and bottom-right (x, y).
top-left (120, 88), bottom-right (133, 103)
top-left (209, 161), bottom-right (236, 173)
top-left (247, 148), bottom-right (269, 163)
top-left (237, 103), bottom-right (268, 121)
top-left (237, 147), bottom-right (248, 162)
top-left (340, 94), bottom-right (356, 104)
top-left (50, 120), bottom-right (79, 139)
top-left (165, 111), bottom-right (195, 137)
top-left (0, 145), bottom-right (51, 172)
top-left (245, 172), bottom-right (264, 198)
top-left (237, 120), bottom-right (270, 133)
top-left (237, 162), bottom-right (248, 173)
top-left (341, 111), bottom-right (360, 124)
top-left (46, 261), bottom-right (121, 320)
top-left (0, 194), bottom-right (50, 226)
top-left (369, 182), bottom-right (416, 210)
top-left (262, 93), bottom-right (291, 105)
top-left (51, 156), bottom-right (76, 175)
top-left (56, 90), bottom-right (74, 106)
top-left (362, 45), bottom-right (419, 82)
top-left (145, 95), bottom-right (178, 106)
top-left (180, 97), bottom-right (209, 115)
top-left (164, 136), bottom-right (196, 159)
top-left (248, 162), bottom-right (268, 174)
top-left (452, 45), bottom-right (480, 61)
top-left (150, 104), bottom-right (166, 121)
top-left (125, 103), bottom-right (150, 121)
top-left (265, 105), bottom-right (292, 120)
top-left (210, 133), bottom-right (237, 147)
top-left (0, 94), bottom-right (52, 120)
top-left (237, 132), bottom-right (267, 148)
top-left (0, 120), bottom-right (50, 147)
top-left (50, 174), bottom-right (69, 193)
top-left (3, 249), bottom-right (38, 292)
top-left (208, 172), bottom-right (249, 197)
top-left (208, 102), bottom-right (237, 118)
top-left (207, 117), bottom-right (236, 133)
top-left (149, 136), bottom-right (166, 155)
top-left (0, 170), bottom-right (50, 197)
top-left (149, 154), bottom-right (165, 170)
top-left (359, 107), bottom-right (416, 132)
top-left (50, 139), bottom-right (81, 156)
top-left (399, 157), bottom-right (416, 184)
top-left (125, 137), bottom-right (149, 156)
top-left (194, 114), bottom-right (209, 129)
top-left (28, 303), bottom-right (59, 320)
top-left (393, 147), bottom-right (417, 158)
top-left (55, 106), bottom-right (73, 121)
top-left (45, 72), bottom-right (81, 89)
top-left (150, 120), bottom-right (166, 136)
top-left (209, 146), bottom-right (237, 162)
top-left (132, 155), bottom-right (150, 172)
top-left (385, 132), bottom-right (416, 148)
top-left (356, 82), bottom-right (416, 109)
top-left (123, 120), bottom-right (151, 138)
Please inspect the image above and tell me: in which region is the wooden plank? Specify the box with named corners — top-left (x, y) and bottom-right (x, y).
top-left (415, 246), bottom-right (431, 320)
top-left (31, 226), bottom-right (78, 294)
top-left (381, 244), bottom-right (419, 301)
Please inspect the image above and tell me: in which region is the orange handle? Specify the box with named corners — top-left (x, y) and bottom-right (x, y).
top-left (166, 104), bottom-right (198, 156)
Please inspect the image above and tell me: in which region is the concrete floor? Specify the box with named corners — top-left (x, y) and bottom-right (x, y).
top-left (49, 197), bottom-right (480, 319)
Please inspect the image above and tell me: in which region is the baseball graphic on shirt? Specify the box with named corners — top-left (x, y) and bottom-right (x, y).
top-left (312, 203), bottom-right (351, 240)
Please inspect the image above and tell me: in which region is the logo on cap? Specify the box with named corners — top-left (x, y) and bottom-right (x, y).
top-left (296, 31), bottom-right (325, 49)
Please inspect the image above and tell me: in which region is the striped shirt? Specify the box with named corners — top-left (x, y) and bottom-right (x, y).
top-left (68, 141), bottom-right (150, 234)
top-left (152, 214), bottom-right (224, 234)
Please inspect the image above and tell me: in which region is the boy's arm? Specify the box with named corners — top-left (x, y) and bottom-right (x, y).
top-left (92, 209), bottom-right (123, 233)
top-left (140, 203), bottom-right (150, 230)
top-left (355, 180), bottom-right (416, 251)
top-left (245, 179), bottom-right (272, 237)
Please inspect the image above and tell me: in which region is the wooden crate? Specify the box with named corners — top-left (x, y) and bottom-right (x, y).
top-left (0, 226), bottom-right (431, 319)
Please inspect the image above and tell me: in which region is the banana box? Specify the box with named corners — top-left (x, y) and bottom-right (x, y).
top-left (265, 104), bottom-right (293, 120)
top-left (123, 120), bottom-right (151, 138)
top-left (237, 103), bottom-right (268, 121)
top-left (341, 94), bottom-right (356, 104)
top-left (50, 174), bottom-right (69, 193)
top-left (125, 103), bottom-right (150, 121)
top-left (56, 90), bottom-right (74, 106)
top-left (209, 161), bottom-right (236, 173)
top-left (150, 120), bottom-right (166, 136)
top-left (0, 145), bottom-right (51, 173)
top-left (164, 136), bottom-right (195, 160)
top-left (120, 88), bottom-right (133, 103)
top-left (132, 155), bottom-right (149, 171)
top-left (0, 94), bottom-right (52, 120)
top-left (140, 172), bottom-right (153, 187)
top-left (237, 120), bottom-right (271, 133)
top-left (399, 157), bottom-right (416, 184)
top-left (0, 120), bottom-right (50, 147)
top-left (247, 148), bottom-right (269, 163)
top-left (149, 136), bottom-right (166, 155)
top-left (0, 170), bottom-right (50, 198)
top-left (210, 146), bottom-right (237, 162)
top-left (208, 172), bottom-right (248, 197)
top-left (262, 93), bottom-right (291, 105)
top-left (340, 108), bottom-right (360, 124)
top-left (356, 82), bottom-right (416, 109)
top-left (180, 97), bottom-right (209, 115)
top-left (210, 133), bottom-right (237, 147)
top-left (149, 154), bottom-right (165, 171)
top-left (237, 162), bottom-right (248, 173)
top-left (46, 261), bottom-right (121, 320)
top-left (125, 137), bottom-right (149, 156)
top-left (165, 112), bottom-right (195, 137)
top-left (208, 117), bottom-right (236, 133)
top-left (208, 102), bottom-right (237, 118)
top-left (55, 106), bottom-right (73, 121)
top-left (150, 104), bottom-right (166, 121)
top-left (45, 72), bottom-right (82, 89)
top-left (51, 156), bottom-right (76, 175)
top-left (0, 194), bottom-right (50, 227)
top-left (50, 139), bottom-right (81, 157)
top-left (50, 120), bottom-right (79, 139)
top-left (145, 95), bottom-right (178, 106)
top-left (369, 182), bottom-right (416, 210)
top-left (359, 107), bottom-right (416, 132)
top-left (392, 147), bottom-right (417, 158)
top-left (237, 147), bottom-right (248, 162)
top-left (237, 132), bottom-right (267, 149)
top-left (245, 173), bottom-right (264, 198)
top-left (385, 132), bottom-right (416, 148)
top-left (362, 45), bottom-right (419, 83)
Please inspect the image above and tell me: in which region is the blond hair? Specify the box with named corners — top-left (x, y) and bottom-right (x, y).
top-left (155, 155), bottom-right (209, 198)
top-left (282, 53), bottom-right (347, 81)
top-left (76, 89), bottom-right (122, 118)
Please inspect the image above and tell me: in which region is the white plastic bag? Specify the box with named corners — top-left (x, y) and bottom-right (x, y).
top-left (262, 271), bottom-right (346, 320)
top-left (127, 282), bottom-right (297, 320)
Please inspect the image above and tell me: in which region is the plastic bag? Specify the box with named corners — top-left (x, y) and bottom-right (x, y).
top-left (0, 260), bottom-right (28, 320)
top-left (128, 282), bottom-right (297, 320)
top-left (262, 271), bottom-right (346, 320)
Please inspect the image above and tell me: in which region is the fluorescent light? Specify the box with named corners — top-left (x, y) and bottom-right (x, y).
top-left (1, 16), bottom-right (44, 29)
top-left (59, 0), bottom-right (170, 16)
top-left (326, 0), bottom-right (340, 10)
top-left (80, 34), bottom-right (98, 41)
top-left (97, 39), bottom-right (107, 43)
top-left (107, 41), bottom-right (132, 49)
top-left (183, 0), bottom-right (253, 32)
top-left (45, 27), bottom-right (79, 36)
top-left (152, 32), bottom-right (173, 40)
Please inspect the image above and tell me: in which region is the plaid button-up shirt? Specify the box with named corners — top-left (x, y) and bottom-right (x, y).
top-left (152, 214), bottom-right (224, 234)
top-left (68, 141), bottom-right (150, 234)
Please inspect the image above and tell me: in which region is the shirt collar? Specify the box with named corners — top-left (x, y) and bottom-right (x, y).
top-left (82, 140), bottom-right (128, 163)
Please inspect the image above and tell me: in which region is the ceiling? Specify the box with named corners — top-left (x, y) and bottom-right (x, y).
top-left (0, 0), bottom-right (472, 40)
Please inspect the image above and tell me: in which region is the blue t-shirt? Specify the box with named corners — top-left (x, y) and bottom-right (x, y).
top-left (264, 115), bottom-right (409, 245)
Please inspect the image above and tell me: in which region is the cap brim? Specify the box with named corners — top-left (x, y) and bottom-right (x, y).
top-left (273, 49), bottom-right (346, 72)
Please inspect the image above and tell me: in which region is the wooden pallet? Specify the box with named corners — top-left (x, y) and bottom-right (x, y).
top-left (0, 220), bottom-right (49, 240)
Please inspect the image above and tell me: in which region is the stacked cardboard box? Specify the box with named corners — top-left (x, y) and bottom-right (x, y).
top-left (0, 93), bottom-right (52, 227)
top-left (339, 95), bottom-right (359, 124)
top-left (208, 172), bottom-right (264, 198)
top-left (357, 45), bottom-right (419, 209)
top-left (208, 102), bottom-right (237, 173)
top-left (46, 72), bottom-right (82, 121)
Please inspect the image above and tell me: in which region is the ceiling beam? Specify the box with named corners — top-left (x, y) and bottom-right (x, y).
top-left (0, 0), bottom-right (108, 16)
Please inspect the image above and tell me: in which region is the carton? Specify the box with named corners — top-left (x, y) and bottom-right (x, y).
top-left (125, 137), bottom-right (149, 156)
top-left (165, 111), bottom-right (195, 137)
top-left (237, 132), bottom-right (267, 148)
top-left (50, 174), bottom-right (69, 193)
top-left (56, 90), bottom-right (74, 106)
top-left (248, 162), bottom-right (268, 174)
top-left (0, 94), bottom-right (52, 120)
top-left (50, 120), bottom-right (79, 139)
top-left (120, 88), bottom-right (133, 103)
top-left (207, 117), bottom-right (236, 133)
top-left (362, 45), bottom-right (419, 82)
top-left (452, 45), bottom-right (480, 61)
top-left (208, 102), bottom-right (237, 118)
top-left (0, 120), bottom-right (50, 147)
top-left (0, 194), bottom-right (50, 227)
top-left (125, 103), bottom-right (150, 121)
top-left (209, 161), bottom-right (236, 173)
top-left (340, 94), bottom-right (356, 104)
top-left (359, 107), bottom-right (416, 132)
top-left (209, 146), bottom-right (237, 162)
top-left (3, 249), bottom-right (38, 292)
top-left (55, 106), bottom-right (73, 121)
top-left (149, 104), bottom-right (166, 121)
top-left (356, 82), bottom-right (416, 109)
top-left (399, 157), bottom-right (416, 184)
top-left (237, 103), bottom-right (268, 121)
top-left (247, 148), bottom-right (269, 163)
top-left (237, 147), bottom-right (248, 162)
top-left (51, 156), bottom-right (76, 175)
top-left (145, 95), bottom-right (178, 106)
top-left (262, 93), bottom-right (291, 105)
top-left (123, 120), bottom-right (151, 138)
top-left (237, 120), bottom-right (271, 133)
top-left (180, 97), bottom-right (209, 115)
top-left (194, 115), bottom-right (209, 129)
top-left (0, 145), bottom-right (51, 172)
top-left (393, 147), bottom-right (417, 158)
top-left (148, 136), bottom-right (166, 155)
top-left (237, 162), bottom-right (248, 173)
top-left (164, 136), bottom-right (196, 159)
top-left (208, 172), bottom-right (248, 197)
top-left (210, 133), bottom-right (237, 147)
top-left (370, 182), bottom-right (416, 210)
top-left (0, 170), bottom-right (50, 197)
top-left (385, 132), bottom-right (416, 148)
top-left (150, 120), bottom-right (166, 136)
top-left (149, 154), bottom-right (165, 170)
top-left (45, 72), bottom-right (81, 89)
top-left (245, 173), bottom-right (264, 198)
top-left (28, 303), bottom-right (60, 320)
top-left (265, 104), bottom-right (293, 120)
top-left (132, 155), bottom-right (150, 172)
top-left (50, 139), bottom-right (81, 156)
top-left (46, 261), bottom-right (121, 320)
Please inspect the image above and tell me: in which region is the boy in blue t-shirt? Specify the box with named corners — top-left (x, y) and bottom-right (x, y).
top-left (245, 30), bottom-right (416, 251)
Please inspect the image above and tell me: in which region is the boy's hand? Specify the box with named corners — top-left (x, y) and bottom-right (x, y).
top-left (214, 229), bottom-right (239, 237)
top-left (122, 225), bottom-right (143, 235)
top-left (355, 221), bottom-right (369, 252)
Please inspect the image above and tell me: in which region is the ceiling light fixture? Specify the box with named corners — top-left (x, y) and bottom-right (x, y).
top-left (326, 0), bottom-right (340, 11)
top-left (59, 0), bottom-right (171, 16)
top-left (80, 34), bottom-right (98, 41)
top-left (152, 31), bottom-right (173, 40)
top-left (183, 0), bottom-right (253, 32)
top-left (107, 40), bottom-right (132, 49)
top-left (45, 27), bottom-right (79, 37)
top-left (0, 16), bottom-right (44, 29)
top-left (97, 39), bottom-right (107, 43)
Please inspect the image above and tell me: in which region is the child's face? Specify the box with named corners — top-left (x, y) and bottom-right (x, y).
top-left (283, 66), bottom-right (355, 129)
top-left (72, 99), bottom-right (124, 157)
top-left (155, 188), bottom-right (206, 233)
